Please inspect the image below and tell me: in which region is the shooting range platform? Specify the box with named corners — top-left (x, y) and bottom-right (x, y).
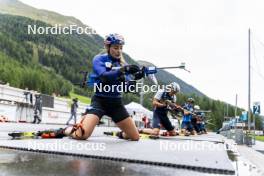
top-left (0, 123), bottom-right (235, 175)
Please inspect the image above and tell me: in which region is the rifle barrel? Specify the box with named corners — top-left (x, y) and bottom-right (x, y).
top-left (157, 66), bottom-right (184, 69)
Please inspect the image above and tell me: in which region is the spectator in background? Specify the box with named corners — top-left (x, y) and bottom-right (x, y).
top-left (66, 98), bottom-right (78, 125)
top-left (142, 115), bottom-right (149, 128)
top-left (32, 94), bottom-right (42, 124)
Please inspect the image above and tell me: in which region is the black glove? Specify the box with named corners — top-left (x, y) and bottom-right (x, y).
top-left (120, 65), bottom-right (140, 75)
top-left (134, 70), bottom-right (145, 80)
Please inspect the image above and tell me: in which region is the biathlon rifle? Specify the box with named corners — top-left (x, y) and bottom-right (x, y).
top-left (77, 63), bottom-right (190, 88)
top-left (162, 100), bottom-right (205, 119)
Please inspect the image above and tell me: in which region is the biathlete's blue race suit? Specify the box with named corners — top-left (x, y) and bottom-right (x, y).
top-left (181, 103), bottom-right (194, 132)
top-left (196, 112), bottom-right (207, 133)
top-left (86, 53), bottom-right (140, 123)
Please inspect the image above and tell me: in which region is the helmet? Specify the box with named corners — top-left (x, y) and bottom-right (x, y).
top-left (169, 82), bottom-right (180, 92)
top-left (194, 105), bottom-right (200, 110)
top-left (104, 33), bottom-right (125, 45)
top-left (187, 97), bottom-right (195, 103)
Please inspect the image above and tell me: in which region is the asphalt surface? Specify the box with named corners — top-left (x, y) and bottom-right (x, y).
top-left (1, 148), bottom-right (233, 176)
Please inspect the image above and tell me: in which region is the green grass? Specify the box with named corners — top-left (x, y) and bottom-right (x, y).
top-left (69, 92), bottom-right (91, 104)
top-left (255, 135), bottom-right (264, 142)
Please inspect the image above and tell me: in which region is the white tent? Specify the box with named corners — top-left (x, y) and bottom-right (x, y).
top-left (125, 102), bottom-right (153, 120)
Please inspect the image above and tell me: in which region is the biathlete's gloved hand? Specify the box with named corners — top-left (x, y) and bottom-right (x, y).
top-left (119, 65), bottom-right (140, 75)
top-left (134, 70), bottom-right (145, 80)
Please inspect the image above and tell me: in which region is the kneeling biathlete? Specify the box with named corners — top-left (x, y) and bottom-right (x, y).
top-left (181, 98), bottom-right (196, 136)
top-left (139, 82), bottom-right (181, 136)
top-left (60, 33), bottom-right (144, 140)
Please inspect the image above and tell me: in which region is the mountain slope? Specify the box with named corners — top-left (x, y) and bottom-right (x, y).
top-left (0, 49), bottom-right (72, 95)
top-left (0, 0), bottom-right (207, 98)
top-left (0, 0), bottom-right (89, 28)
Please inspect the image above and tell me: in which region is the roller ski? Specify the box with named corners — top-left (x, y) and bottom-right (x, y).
top-left (8, 128), bottom-right (66, 139)
top-left (8, 131), bottom-right (37, 139)
top-left (103, 131), bottom-right (159, 140)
